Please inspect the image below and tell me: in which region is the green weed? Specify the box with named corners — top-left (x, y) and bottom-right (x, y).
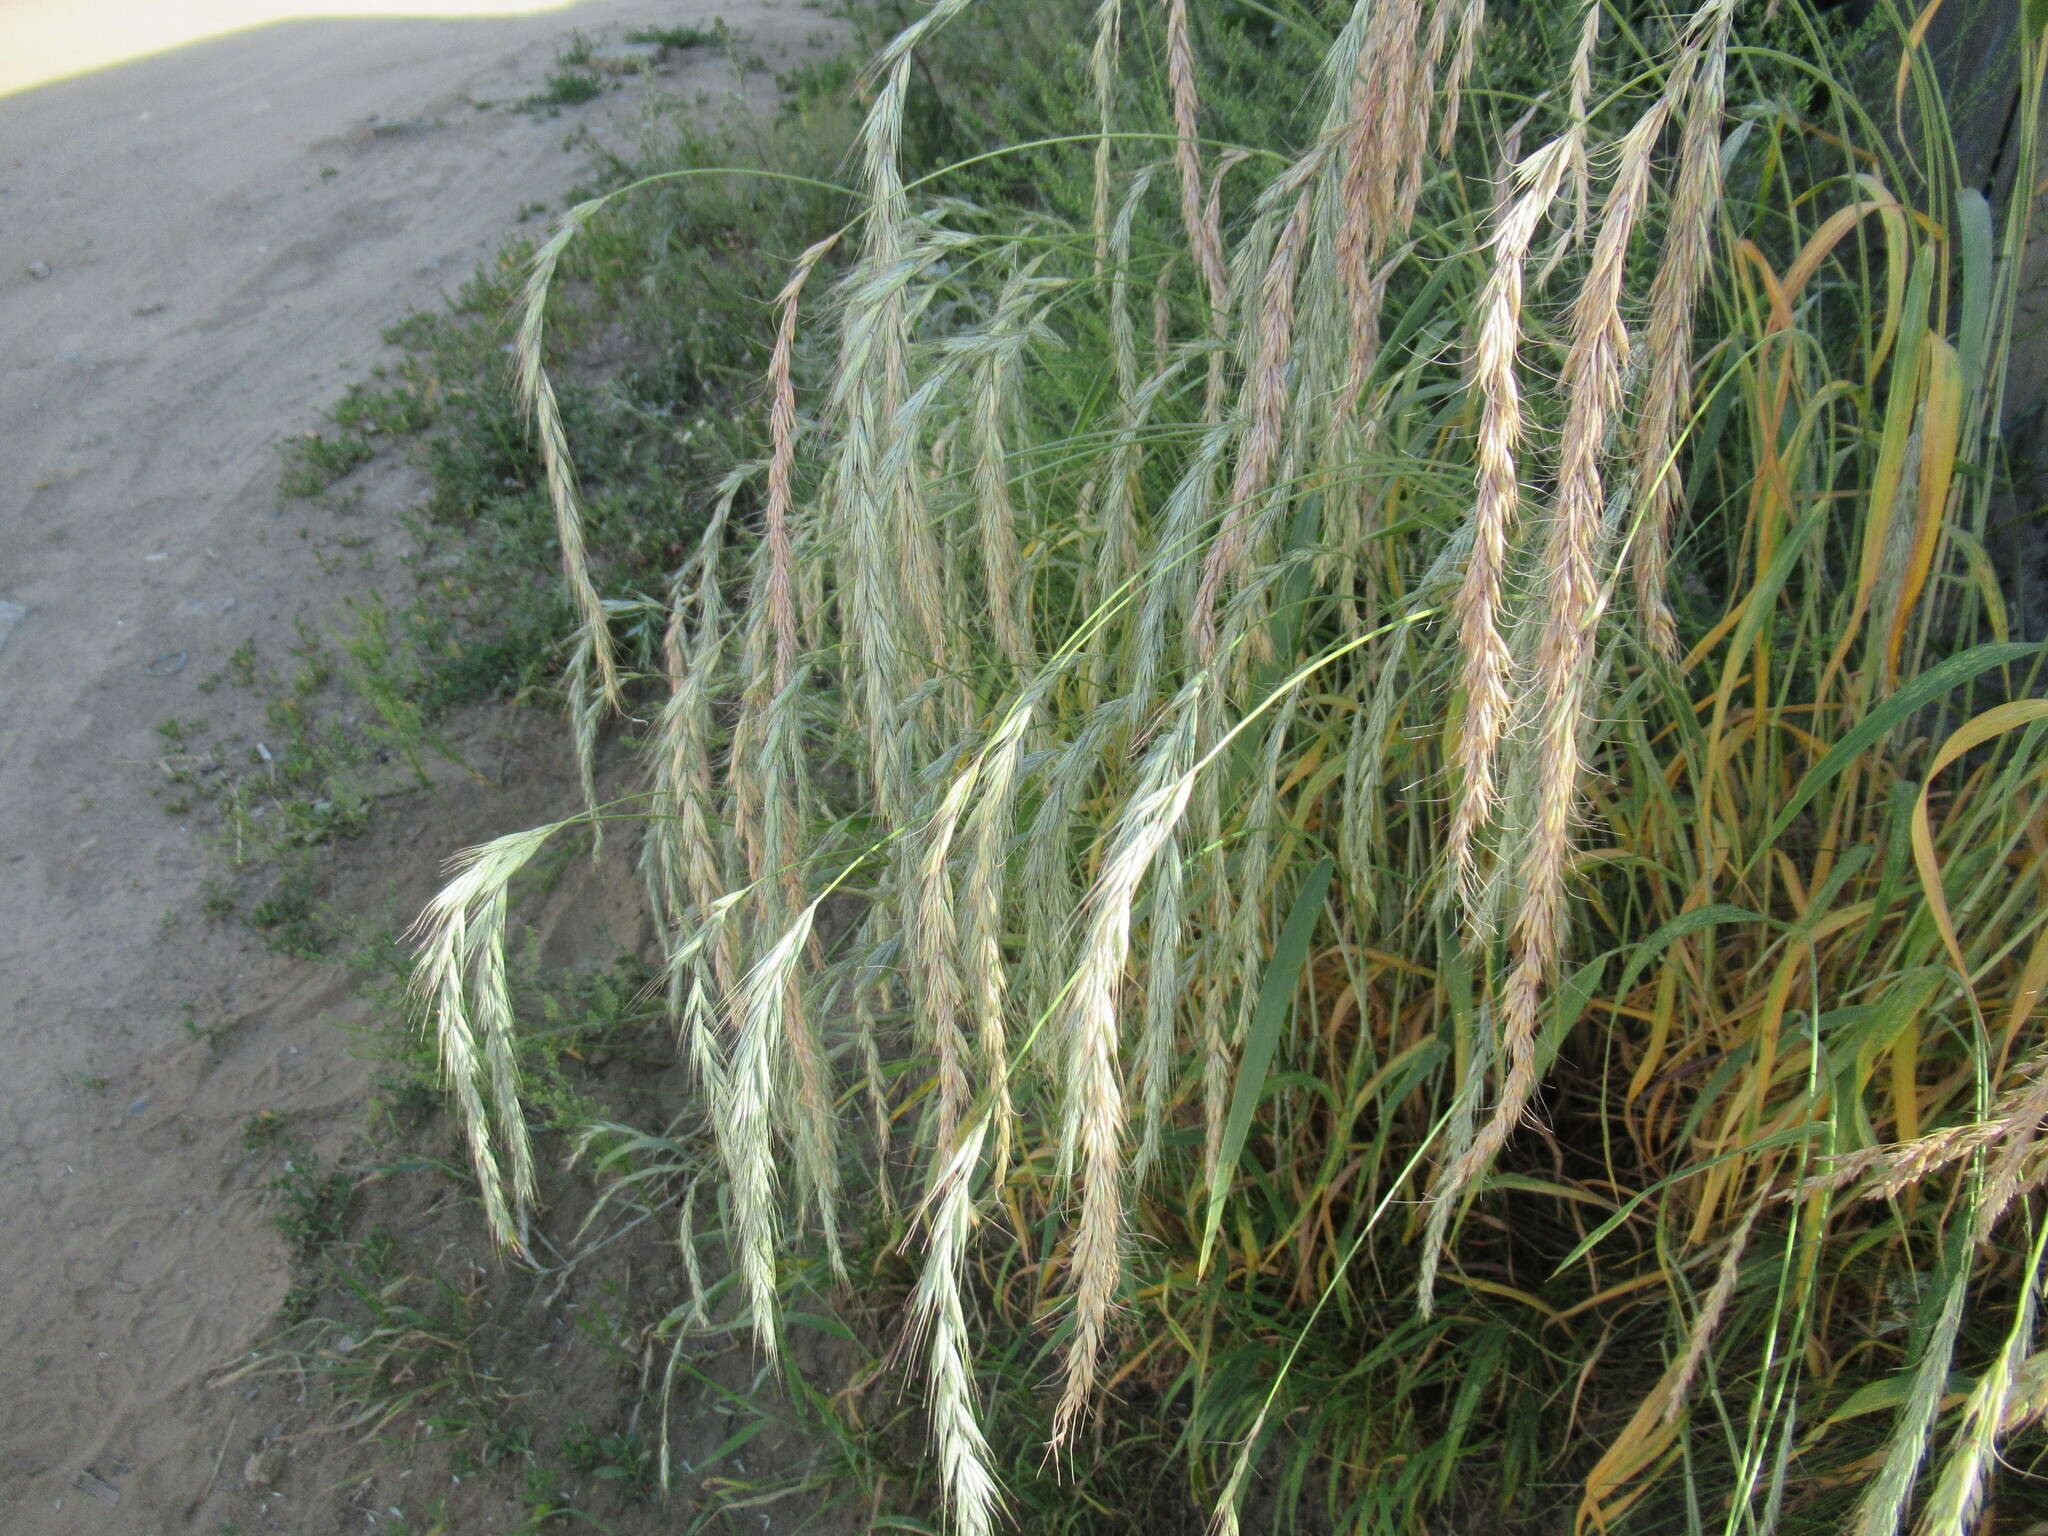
top-left (624, 24), bottom-right (720, 51)
top-left (245, 862), bottom-right (332, 957)
top-left (224, 1239), bottom-right (499, 1442)
top-left (181, 1002), bottom-right (231, 1045)
top-left (262, 1138), bottom-right (354, 1253)
top-left (557, 1416), bottom-right (654, 1494)
top-left (277, 429), bottom-right (373, 498)
top-left (154, 717), bottom-right (204, 751)
top-left (528, 70), bottom-right (604, 111)
top-left (332, 377), bottom-right (432, 440)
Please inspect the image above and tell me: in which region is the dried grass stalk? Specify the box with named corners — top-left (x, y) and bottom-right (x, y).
top-left (1192, 172), bottom-right (1320, 650)
top-left (518, 204), bottom-right (623, 711)
top-left (1423, 105), bottom-right (1667, 1309)
top-left (908, 1117), bottom-right (1001, 1536)
top-left (411, 824), bottom-right (563, 1252)
top-left (1330, 0), bottom-right (1432, 412)
top-left (1164, 0), bottom-right (1229, 342)
top-left (1664, 1199), bottom-right (1761, 1422)
top-left (1631, 0), bottom-right (1733, 657)
top-left (1052, 703), bottom-right (1200, 1442)
top-left (1445, 136), bottom-right (1572, 919)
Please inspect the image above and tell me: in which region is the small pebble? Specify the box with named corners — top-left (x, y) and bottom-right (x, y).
top-left (26, 259), bottom-right (50, 279)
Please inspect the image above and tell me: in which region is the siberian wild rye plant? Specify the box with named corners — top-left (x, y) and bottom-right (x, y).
top-left (413, 1), bottom-right (2048, 1531)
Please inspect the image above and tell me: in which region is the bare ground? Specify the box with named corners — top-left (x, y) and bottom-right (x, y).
top-left (0, 6), bottom-right (828, 1527)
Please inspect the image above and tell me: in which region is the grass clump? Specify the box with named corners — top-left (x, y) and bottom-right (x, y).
top-left (158, 625), bottom-right (398, 954)
top-left (277, 428), bottom-right (373, 498)
top-left (294, 64), bottom-right (866, 722)
top-left (624, 24), bottom-right (720, 51)
top-left (530, 68), bottom-right (605, 110)
top-left (398, 0), bottom-right (2048, 1531)
top-left (525, 29), bottom-right (608, 109)
top-left (262, 1137), bottom-right (355, 1254)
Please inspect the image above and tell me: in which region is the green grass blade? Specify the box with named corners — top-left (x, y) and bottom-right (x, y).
top-left (1198, 856), bottom-right (1334, 1276)
top-left (1751, 641), bottom-right (2042, 863)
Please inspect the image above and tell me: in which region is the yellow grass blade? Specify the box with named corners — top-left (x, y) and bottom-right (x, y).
top-left (1884, 336), bottom-right (1962, 686)
top-left (1912, 701), bottom-right (2048, 983)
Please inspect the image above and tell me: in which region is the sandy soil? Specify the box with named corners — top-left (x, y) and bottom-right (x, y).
top-left (0, 5), bottom-right (813, 1527)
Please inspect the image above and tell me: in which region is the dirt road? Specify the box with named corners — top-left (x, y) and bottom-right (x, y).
top-left (0, 4), bottom-right (802, 1526)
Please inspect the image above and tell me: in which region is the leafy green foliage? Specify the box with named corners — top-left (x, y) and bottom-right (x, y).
top-left (277, 428), bottom-right (373, 498)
